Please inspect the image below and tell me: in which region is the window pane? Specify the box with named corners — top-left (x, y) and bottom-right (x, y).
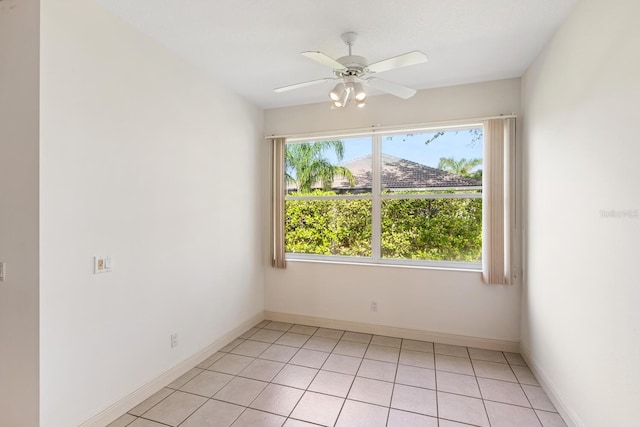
top-left (381, 128), bottom-right (483, 192)
top-left (285, 137), bottom-right (371, 195)
top-left (381, 198), bottom-right (482, 262)
top-left (285, 199), bottom-right (372, 257)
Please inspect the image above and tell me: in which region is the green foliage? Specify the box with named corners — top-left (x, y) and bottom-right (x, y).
top-left (381, 198), bottom-right (482, 262)
top-left (438, 157), bottom-right (483, 180)
top-left (423, 128), bottom-right (483, 147)
top-left (285, 191), bottom-right (371, 256)
top-left (285, 141), bottom-right (355, 193)
top-left (285, 191), bottom-right (482, 263)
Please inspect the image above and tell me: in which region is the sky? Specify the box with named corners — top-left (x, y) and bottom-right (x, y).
top-left (316, 128), bottom-right (484, 169)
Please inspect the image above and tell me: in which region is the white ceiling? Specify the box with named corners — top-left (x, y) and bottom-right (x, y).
top-left (96, 0), bottom-right (577, 109)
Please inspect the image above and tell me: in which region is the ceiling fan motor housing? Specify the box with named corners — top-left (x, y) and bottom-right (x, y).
top-left (335, 55), bottom-right (368, 78)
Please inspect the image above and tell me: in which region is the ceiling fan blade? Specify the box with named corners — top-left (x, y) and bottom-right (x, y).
top-left (366, 50), bottom-right (428, 74)
top-left (301, 51), bottom-right (345, 70)
top-left (366, 78), bottom-right (417, 99)
top-left (273, 77), bottom-right (337, 93)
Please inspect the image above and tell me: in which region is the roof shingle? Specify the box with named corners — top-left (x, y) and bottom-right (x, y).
top-left (332, 154), bottom-right (481, 190)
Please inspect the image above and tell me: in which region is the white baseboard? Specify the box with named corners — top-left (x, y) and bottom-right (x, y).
top-left (520, 343), bottom-right (584, 427)
top-left (265, 311), bottom-right (520, 352)
top-left (79, 312), bottom-right (264, 427)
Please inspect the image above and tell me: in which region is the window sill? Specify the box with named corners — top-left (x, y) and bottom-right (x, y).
top-left (285, 254), bottom-right (482, 273)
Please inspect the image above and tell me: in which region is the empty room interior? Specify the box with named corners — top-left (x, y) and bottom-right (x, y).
top-left (1, 0), bottom-right (639, 426)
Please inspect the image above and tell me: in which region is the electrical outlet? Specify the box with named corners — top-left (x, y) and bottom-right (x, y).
top-left (371, 301), bottom-right (378, 312)
top-left (171, 333), bottom-right (179, 348)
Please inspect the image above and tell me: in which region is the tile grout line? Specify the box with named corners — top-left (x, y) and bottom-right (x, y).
top-left (330, 333), bottom-right (372, 426)
top-left (173, 390), bottom-right (213, 427)
top-left (432, 346), bottom-right (439, 424)
top-left (470, 345), bottom-right (493, 427)
top-left (433, 344), bottom-right (440, 427)
top-left (505, 353), bottom-right (546, 427)
top-left (384, 337), bottom-right (402, 426)
top-left (117, 321), bottom-right (560, 427)
top-left (241, 321), bottom-right (299, 424)
top-left (224, 321), bottom-right (295, 425)
top-left (127, 387), bottom-right (177, 421)
top-left (184, 321), bottom-right (286, 426)
top-left (283, 322), bottom-right (336, 426)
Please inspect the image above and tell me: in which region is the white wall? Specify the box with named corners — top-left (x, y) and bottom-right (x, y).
top-left (39, 1), bottom-right (264, 426)
top-left (264, 79), bottom-right (522, 345)
top-left (265, 79), bottom-right (521, 136)
top-left (0, 0), bottom-right (40, 426)
top-left (521, 1), bottom-right (640, 426)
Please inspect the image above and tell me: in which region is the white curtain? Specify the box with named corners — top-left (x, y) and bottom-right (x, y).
top-left (271, 137), bottom-right (287, 269)
top-left (482, 118), bottom-right (515, 284)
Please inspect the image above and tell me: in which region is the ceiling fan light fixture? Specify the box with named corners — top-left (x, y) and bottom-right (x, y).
top-left (330, 80), bottom-right (364, 108)
top-left (356, 98), bottom-right (366, 108)
top-left (354, 82), bottom-right (367, 102)
top-left (329, 83), bottom-right (345, 101)
top-left (334, 86), bottom-right (351, 107)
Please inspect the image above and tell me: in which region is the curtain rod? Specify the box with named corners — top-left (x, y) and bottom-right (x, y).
top-left (265, 114), bottom-right (517, 141)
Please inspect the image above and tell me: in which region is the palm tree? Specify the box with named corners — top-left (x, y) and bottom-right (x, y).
top-left (438, 157), bottom-right (482, 179)
top-left (286, 141), bottom-right (355, 193)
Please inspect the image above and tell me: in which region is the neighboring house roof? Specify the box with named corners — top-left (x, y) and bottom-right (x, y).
top-left (332, 154), bottom-right (481, 190)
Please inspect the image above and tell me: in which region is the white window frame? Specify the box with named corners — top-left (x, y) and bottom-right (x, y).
top-left (284, 123), bottom-right (484, 271)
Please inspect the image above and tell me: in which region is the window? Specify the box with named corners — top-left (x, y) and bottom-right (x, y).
top-left (283, 125), bottom-right (484, 269)
top-left (285, 136), bottom-right (373, 257)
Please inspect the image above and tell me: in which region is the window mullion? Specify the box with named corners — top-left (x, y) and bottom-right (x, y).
top-left (371, 134), bottom-right (382, 262)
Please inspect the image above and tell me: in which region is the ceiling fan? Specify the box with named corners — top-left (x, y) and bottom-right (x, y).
top-left (274, 32), bottom-right (428, 108)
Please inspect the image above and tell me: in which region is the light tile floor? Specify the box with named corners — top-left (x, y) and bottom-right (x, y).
top-left (109, 321), bottom-right (568, 427)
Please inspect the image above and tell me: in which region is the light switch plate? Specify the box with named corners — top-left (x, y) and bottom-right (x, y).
top-left (94, 256), bottom-right (112, 274)
top-left (0, 262), bottom-right (5, 281)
